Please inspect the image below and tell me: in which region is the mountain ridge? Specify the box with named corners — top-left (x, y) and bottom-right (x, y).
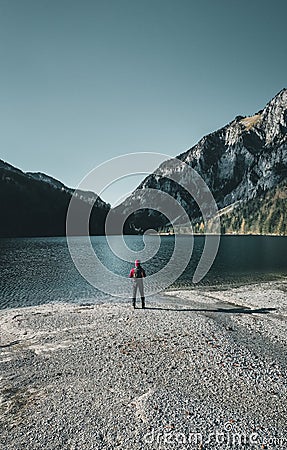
top-left (0, 159), bottom-right (110, 237)
top-left (115, 88), bottom-right (287, 235)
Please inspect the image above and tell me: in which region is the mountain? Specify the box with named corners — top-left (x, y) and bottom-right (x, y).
top-left (2, 89), bottom-right (286, 237)
top-left (0, 160), bottom-right (110, 237)
top-left (114, 89), bottom-right (287, 235)
top-left (218, 179), bottom-right (287, 235)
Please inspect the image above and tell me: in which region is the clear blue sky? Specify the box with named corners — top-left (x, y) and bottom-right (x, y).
top-left (0, 0), bottom-right (286, 205)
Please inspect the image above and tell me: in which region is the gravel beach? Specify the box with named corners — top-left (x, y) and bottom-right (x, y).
top-left (1, 279), bottom-right (287, 449)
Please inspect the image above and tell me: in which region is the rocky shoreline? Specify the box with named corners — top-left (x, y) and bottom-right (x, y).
top-left (1, 280), bottom-right (287, 449)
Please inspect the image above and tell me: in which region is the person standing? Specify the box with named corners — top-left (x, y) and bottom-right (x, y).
top-left (129, 259), bottom-right (146, 309)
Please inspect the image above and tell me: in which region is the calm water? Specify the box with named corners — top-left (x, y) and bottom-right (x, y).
top-left (0, 235), bottom-right (286, 309)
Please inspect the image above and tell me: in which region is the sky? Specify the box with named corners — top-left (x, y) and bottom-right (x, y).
top-left (0, 0), bottom-right (286, 205)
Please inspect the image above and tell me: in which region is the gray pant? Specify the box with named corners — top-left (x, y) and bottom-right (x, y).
top-left (132, 280), bottom-right (145, 308)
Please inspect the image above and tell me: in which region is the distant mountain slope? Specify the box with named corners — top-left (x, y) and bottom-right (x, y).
top-left (115, 89), bottom-right (287, 235)
top-left (218, 179), bottom-right (287, 235)
top-left (0, 160), bottom-right (110, 237)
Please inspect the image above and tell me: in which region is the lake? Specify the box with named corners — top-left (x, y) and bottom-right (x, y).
top-left (0, 235), bottom-right (286, 309)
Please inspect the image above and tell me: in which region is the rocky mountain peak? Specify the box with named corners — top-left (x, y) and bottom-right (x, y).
top-left (259, 88), bottom-right (287, 144)
top-left (116, 89), bottom-right (287, 234)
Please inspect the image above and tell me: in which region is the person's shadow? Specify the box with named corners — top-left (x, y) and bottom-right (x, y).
top-left (145, 306), bottom-right (277, 314)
